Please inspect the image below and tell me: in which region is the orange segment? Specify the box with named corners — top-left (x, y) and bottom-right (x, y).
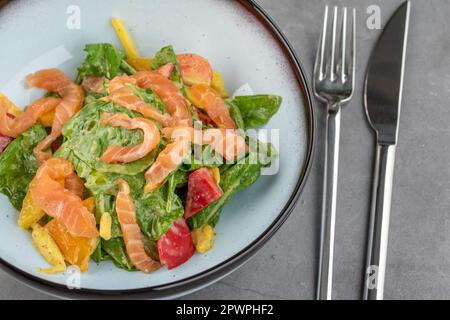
top-left (45, 219), bottom-right (96, 272)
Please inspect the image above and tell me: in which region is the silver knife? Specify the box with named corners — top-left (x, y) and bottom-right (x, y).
top-left (363, 1), bottom-right (410, 300)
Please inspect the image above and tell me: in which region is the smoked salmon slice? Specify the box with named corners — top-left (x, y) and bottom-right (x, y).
top-left (177, 53), bottom-right (213, 86)
top-left (0, 96), bottom-right (60, 138)
top-left (65, 172), bottom-right (85, 199)
top-left (155, 63), bottom-right (174, 79)
top-left (115, 179), bottom-right (160, 273)
top-left (30, 158), bottom-right (98, 238)
top-left (108, 75), bottom-right (172, 126)
top-left (100, 112), bottom-right (160, 164)
top-left (186, 84), bottom-right (236, 129)
top-left (144, 138), bottom-right (191, 193)
top-left (26, 69), bottom-right (84, 163)
top-left (133, 71), bottom-right (193, 127)
top-left (162, 127), bottom-right (247, 162)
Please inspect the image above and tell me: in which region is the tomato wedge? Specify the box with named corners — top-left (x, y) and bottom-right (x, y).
top-left (157, 218), bottom-right (195, 270)
top-left (185, 168), bottom-right (223, 219)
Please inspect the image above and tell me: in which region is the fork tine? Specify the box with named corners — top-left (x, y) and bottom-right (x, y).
top-left (347, 8), bottom-right (356, 85)
top-left (329, 6), bottom-right (338, 81)
top-left (339, 7), bottom-right (348, 83)
top-left (314, 6), bottom-right (329, 81)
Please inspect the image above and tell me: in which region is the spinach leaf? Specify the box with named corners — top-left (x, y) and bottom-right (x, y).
top-left (60, 101), bottom-right (158, 177)
top-left (180, 145), bottom-right (222, 172)
top-left (129, 85), bottom-right (168, 114)
top-left (151, 45), bottom-right (184, 90)
top-left (93, 193), bottom-right (135, 269)
top-left (166, 170), bottom-right (189, 212)
top-left (226, 100), bottom-right (245, 131)
top-left (101, 237), bottom-right (134, 271)
top-left (0, 124), bottom-right (47, 210)
top-left (247, 137), bottom-right (278, 168)
top-left (188, 155), bottom-right (262, 229)
top-left (76, 43), bottom-right (132, 83)
top-left (94, 194), bottom-right (122, 237)
top-left (135, 187), bottom-right (184, 241)
top-left (232, 95), bottom-right (282, 129)
top-left (85, 171), bottom-right (145, 197)
top-left (91, 242), bottom-right (106, 263)
top-left (142, 236), bottom-right (160, 262)
top-left (84, 92), bottom-right (106, 105)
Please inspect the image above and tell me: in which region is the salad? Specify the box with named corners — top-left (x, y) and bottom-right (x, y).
top-left (0, 19), bottom-right (282, 274)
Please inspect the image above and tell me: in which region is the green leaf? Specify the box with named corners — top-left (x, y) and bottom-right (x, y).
top-left (180, 145), bottom-right (222, 172)
top-left (84, 92), bottom-right (106, 105)
top-left (60, 101), bottom-right (158, 178)
top-left (247, 137), bottom-right (278, 168)
top-left (0, 124), bottom-right (47, 210)
top-left (129, 84), bottom-right (168, 114)
top-left (85, 171), bottom-right (145, 197)
top-left (226, 100), bottom-right (245, 131)
top-left (94, 194), bottom-right (122, 238)
top-left (165, 170), bottom-right (189, 212)
top-left (76, 43), bottom-right (133, 83)
top-left (188, 156), bottom-right (262, 229)
top-left (90, 241), bottom-right (110, 263)
top-left (135, 187), bottom-right (184, 241)
top-left (233, 95), bottom-right (282, 128)
top-left (101, 237), bottom-right (135, 271)
top-left (151, 45), bottom-right (184, 90)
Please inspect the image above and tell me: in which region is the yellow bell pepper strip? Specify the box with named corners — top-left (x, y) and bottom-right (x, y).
top-left (31, 223), bottom-right (66, 274)
top-left (18, 182), bottom-right (45, 230)
top-left (111, 18), bottom-right (153, 71)
top-left (211, 70), bottom-right (229, 98)
top-left (191, 224), bottom-right (216, 254)
top-left (99, 212), bottom-right (112, 240)
top-left (111, 18), bottom-right (140, 59)
top-left (127, 57), bottom-right (153, 71)
top-left (210, 167), bottom-right (220, 184)
top-left (0, 93), bottom-right (22, 116)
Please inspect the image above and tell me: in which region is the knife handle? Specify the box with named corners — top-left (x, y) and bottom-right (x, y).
top-left (363, 143), bottom-right (396, 300)
top-left (316, 107), bottom-right (341, 300)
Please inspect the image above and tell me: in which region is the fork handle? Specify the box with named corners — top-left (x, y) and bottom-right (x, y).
top-left (363, 143), bottom-right (396, 300)
top-left (316, 104), bottom-right (341, 300)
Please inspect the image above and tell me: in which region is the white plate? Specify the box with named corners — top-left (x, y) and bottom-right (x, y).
top-left (0, 0), bottom-right (314, 298)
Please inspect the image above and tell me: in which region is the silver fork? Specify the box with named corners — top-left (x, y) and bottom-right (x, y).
top-left (313, 6), bottom-right (356, 300)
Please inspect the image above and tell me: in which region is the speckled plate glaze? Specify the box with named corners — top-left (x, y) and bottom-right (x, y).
top-left (0, 0), bottom-right (314, 299)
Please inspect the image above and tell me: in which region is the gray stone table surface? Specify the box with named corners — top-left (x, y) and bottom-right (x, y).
top-left (1, 0), bottom-right (449, 300)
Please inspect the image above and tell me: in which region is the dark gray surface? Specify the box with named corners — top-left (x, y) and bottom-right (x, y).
top-left (1, 0), bottom-right (449, 300)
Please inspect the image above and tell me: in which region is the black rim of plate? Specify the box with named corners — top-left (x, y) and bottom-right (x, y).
top-left (0, 0), bottom-right (316, 299)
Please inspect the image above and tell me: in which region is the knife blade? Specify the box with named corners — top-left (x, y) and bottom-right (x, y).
top-left (363, 1), bottom-right (410, 300)
top-left (364, 1), bottom-right (410, 145)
